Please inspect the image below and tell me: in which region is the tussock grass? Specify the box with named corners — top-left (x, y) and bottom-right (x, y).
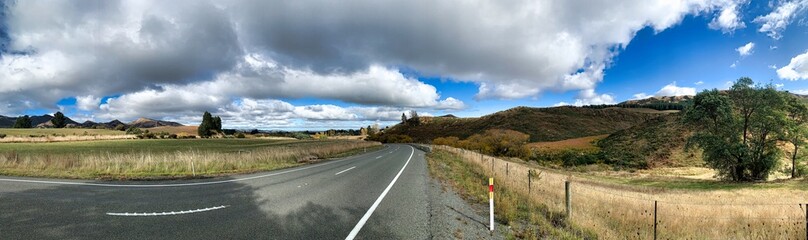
top-left (0, 139), bottom-right (380, 179)
top-left (0, 129), bottom-right (133, 143)
top-left (427, 148), bottom-right (595, 239)
top-left (434, 145), bottom-right (808, 239)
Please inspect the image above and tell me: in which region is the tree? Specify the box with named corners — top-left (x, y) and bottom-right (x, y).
top-left (13, 115), bottom-right (32, 128)
top-left (684, 78), bottom-right (786, 181)
top-left (213, 116), bottom-right (222, 132)
top-left (51, 112), bottom-right (67, 128)
top-left (198, 111), bottom-right (214, 137)
top-left (783, 93), bottom-right (808, 178)
top-left (409, 110), bottom-right (420, 126)
top-left (401, 113), bottom-right (407, 124)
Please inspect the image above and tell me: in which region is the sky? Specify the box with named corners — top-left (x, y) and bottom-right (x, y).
top-left (0, 0), bottom-right (807, 130)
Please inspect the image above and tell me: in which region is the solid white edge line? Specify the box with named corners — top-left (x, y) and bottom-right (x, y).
top-left (335, 166), bottom-right (357, 175)
top-left (345, 145), bottom-right (414, 240)
top-left (0, 145), bottom-right (393, 188)
top-left (107, 205), bottom-right (228, 216)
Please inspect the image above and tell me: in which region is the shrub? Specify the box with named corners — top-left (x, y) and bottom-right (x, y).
top-left (168, 134), bottom-right (178, 139)
top-left (114, 124), bottom-right (127, 131)
top-left (126, 127), bottom-right (143, 135)
top-left (0, 133), bottom-right (6, 139)
top-left (236, 133), bottom-right (246, 138)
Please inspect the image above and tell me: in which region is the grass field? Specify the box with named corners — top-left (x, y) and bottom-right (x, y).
top-left (433, 145), bottom-right (808, 239)
top-left (0, 139), bottom-right (380, 179)
top-left (146, 126), bottom-right (198, 135)
top-left (0, 128), bottom-right (134, 143)
top-left (0, 128), bottom-right (125, 136)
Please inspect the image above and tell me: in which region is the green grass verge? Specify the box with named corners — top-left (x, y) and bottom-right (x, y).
top-left (426, 149), bottom-right (595, 239)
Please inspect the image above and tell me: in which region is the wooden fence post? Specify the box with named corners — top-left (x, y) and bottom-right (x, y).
top-left (565, 181), bottom-right (571, 218)
top-left (654, 200), bottom-right (658, 240)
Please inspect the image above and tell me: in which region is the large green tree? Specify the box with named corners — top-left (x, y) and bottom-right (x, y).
top-left (198, 112), bottom-right (223, 138)
top-left (51, 112), bottom-right (67, 128)
top-left (684, 78), bottom-right (786, 181)
top-left (198, 111), bottom-right (214, 137)
top-left (783, 93), bottom-right (808, 178)
top-left (213, 116), bottom-right (222, 132)
top-left (13, 115), bottom-right (32, 128)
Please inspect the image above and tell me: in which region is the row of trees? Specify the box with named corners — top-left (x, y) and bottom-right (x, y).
top-left (12, 111), bottom-right (68, 128)
top-left (685, 77), bottom-right (807, 181)
top-left (401, 110), bottom-right (420, 126)
top-left (198, 111), bottom-right (223, 137)
top-left (13, 115), bottom-right (32, 128)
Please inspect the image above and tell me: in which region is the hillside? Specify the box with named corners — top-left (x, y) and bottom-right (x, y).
top-left (0, 114), bottom-right (80, 128)
top-left (597, 113), bottom-right (701, 168)
top-left (619, 95), bottom-right (693, 105)
top-left (128, 118), bottom-right (183, 128)
top-left (383, 106), bottom-right (667, 143)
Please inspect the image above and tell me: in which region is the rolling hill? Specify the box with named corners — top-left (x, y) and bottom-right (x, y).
top-left (127, 118), bottom-right (184, 128)
top-left (597, 113), bottom-right (700, 168)
top-left (0, 114), bottom-right (80, 128)
top-left (0, 114), bottom-right (183, 129)
top-left (382, 106), bottom-right (668, 143)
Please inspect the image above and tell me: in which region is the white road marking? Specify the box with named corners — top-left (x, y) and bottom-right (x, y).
top-left (375, 156), bottom-right (382, 159)
top-left (345, 146), bottom-right (414, 240)
top-left (0, 145), bottom-right (393, 188)
top-left (335, 166), bottom-right (356, 175)
top-left (107, 205), bottom-right (228, 217)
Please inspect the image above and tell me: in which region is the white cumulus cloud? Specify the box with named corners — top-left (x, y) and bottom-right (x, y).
top-left (709, 1), bottom-right (747, 33)
top-left (736, 42), bottom-right (755, 56)
top-left (655, 82), bottom-right (697, 96)
top-left (777, 50), bottom-right (808, 80)
top-left (75, 95), bottom-right (102, 111)
top-left (754, 0), bottom-right (808, 39)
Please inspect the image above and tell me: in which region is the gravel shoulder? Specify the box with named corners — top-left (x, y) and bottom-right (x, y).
top-left (427, 173), bottom-right (508, 239)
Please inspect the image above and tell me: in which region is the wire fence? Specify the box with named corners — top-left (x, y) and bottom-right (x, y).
top-left (431, 145), bottom-right (808, 239)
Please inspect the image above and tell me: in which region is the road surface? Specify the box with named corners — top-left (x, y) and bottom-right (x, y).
top-left (0, 144), bottom-right (440, 239)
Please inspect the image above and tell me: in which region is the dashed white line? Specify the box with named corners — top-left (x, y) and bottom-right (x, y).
top-left (345, 146), bottom-right (414, 240)
top-left (335, 166), bottom-right (357, 175)
top-left (375, 156), bottom-right (382, 159)
top-left (107, 205), bottom-right (228, 217)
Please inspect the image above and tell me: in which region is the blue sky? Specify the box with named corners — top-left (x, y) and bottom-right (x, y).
top-left (1, 0), bottom-right (807, 130)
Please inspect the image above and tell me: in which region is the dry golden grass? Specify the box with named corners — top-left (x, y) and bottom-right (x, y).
top-left (434, 145), bottom-right (808, 239)
top-left (146, 126), bottom-right (199, 135)
top-left (0, 140), bottom-right (380, 179)
top-left (0, 134), bottom-right (137, 143)
top-left (528, 134), bottom-right (608, 151)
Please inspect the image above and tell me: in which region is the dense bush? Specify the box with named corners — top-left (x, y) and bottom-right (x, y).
top-left (236, 133), bottom-right (246, 138)
top-left (530, 149), bottom-right (605, 167)
top-left (13, 115), bottom-right (32, 128)
top-left (126, 127), bottom-right (143, 135)
top-left (369, 133), bottom-right (413, 143)
top-left (0, 133), bottom-right (6, 139)
top-left (432, 129), bottom-right (531, 158)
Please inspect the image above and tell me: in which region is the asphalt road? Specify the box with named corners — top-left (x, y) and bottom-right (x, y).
top-left (0, 144), bottom-right (435, 239)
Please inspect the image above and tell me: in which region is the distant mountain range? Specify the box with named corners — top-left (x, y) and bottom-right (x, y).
top-left (0, 115), bottom-right (183, 129)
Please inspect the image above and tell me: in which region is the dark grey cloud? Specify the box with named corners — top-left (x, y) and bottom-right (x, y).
top-left (0, 0), bottom-right (743, 125)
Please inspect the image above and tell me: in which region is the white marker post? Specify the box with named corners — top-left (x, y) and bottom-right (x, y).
top-left (489, 177), bottom-right (494, 232)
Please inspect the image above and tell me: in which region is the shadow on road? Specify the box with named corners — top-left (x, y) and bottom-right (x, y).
top-left (0, 178), bottom-right (387, 239)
